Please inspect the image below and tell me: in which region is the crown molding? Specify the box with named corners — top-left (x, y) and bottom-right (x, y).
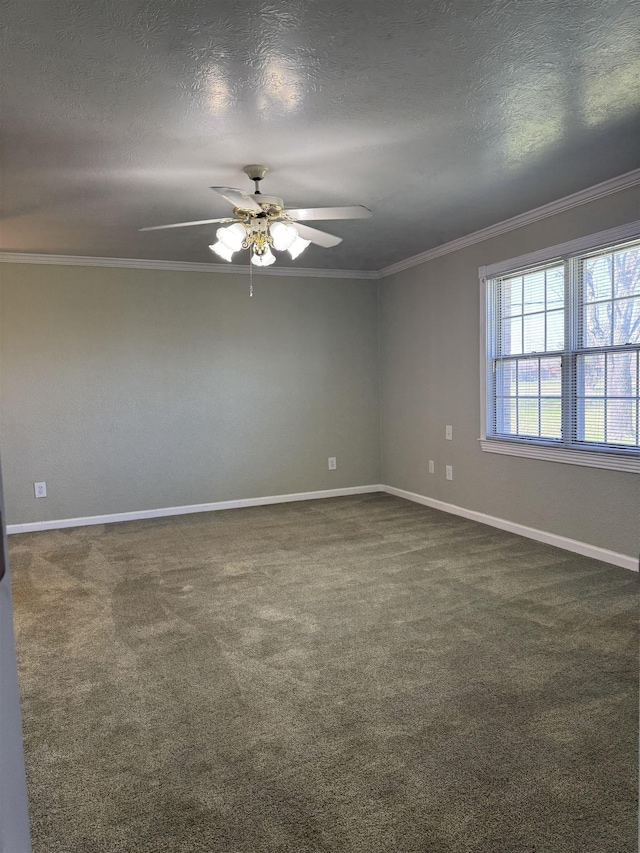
top-left (481, 219), bottom-right (640, 280)
top-left (378, 168), bottom-right (640, 278)
top-left (0, 252), bottom-right (378, 280)
top-left (1, 169), bottom-right (638, 281)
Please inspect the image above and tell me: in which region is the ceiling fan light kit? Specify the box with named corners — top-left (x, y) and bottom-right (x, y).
top-left (209, 217), bottom-right (310, 266)
top-left (141, 165), bottom-right (371, 268)
top-left (270, 221), bottom-right (298, 251)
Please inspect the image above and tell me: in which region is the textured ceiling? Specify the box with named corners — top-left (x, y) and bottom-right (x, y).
top-left (1, 0), bottom-right (639, 271)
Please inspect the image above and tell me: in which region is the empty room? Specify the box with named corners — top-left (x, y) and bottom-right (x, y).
top-left (0, 1), bottom-right (638, 851)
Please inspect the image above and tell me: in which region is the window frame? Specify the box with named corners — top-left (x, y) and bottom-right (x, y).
top-left (479, 220), bottom-right (640, 474)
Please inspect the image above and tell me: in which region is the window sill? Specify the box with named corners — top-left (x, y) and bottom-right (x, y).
top-left (479, 439), bottom-right (640, 473)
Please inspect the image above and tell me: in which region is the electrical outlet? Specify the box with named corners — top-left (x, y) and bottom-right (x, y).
top-left (445, 465), bottom-right (453, 481)
top-left (328, 457), bottom-right (337, 470)
top-left (34, 481), bottom-right (47, 498)
top-left (428, 460), bottom-right (435, 474)
top-left (446, 425), bottom-right (453, 440)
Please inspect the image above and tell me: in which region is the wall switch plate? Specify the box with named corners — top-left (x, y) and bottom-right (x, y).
top-left (446, 425), bottom-right (453, 440)
top-left (428, 460), bottom-right (435, 474)
top-left (445, 465), bottom-right (453, 481)
top-left (328, 457), bottom-right (337, 470)
top-left (34, 481), bottom-right (47, 498)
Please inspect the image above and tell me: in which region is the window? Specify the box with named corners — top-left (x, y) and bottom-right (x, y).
top-left (481, 223), bottom-right (640, 472)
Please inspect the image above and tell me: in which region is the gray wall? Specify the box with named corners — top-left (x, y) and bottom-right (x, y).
top-left (2, 187), bottom-right (638, 558)
top-left (0, 265), bottom-right (380, 524)
top-left (379, 185), bottom-right (640, 558)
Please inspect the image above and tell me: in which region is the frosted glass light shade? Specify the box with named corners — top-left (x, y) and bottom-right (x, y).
top-left (251, 246), bottom-right (276, 266)
top-left (209, 241), bottom-right (234, 262)
top-left (217, 222), bottom-right (245, 251)
top-left (270, 221), bottom-right (298, 251)
top-left (288, 235), bottom-right (311, 260)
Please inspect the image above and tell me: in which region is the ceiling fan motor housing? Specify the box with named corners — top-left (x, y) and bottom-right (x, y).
top-left (233, 195), bottom-right (285, 217)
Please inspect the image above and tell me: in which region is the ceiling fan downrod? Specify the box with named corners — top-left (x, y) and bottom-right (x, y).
top-left (243, 164), bottom-right (269, 196)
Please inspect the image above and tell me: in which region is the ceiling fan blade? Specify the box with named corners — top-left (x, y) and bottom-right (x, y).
top-left (285, 205), bottom-right (372, 221)
top-left (210, 186), bottom-right (262, 213)
top-left (293, 222), bottom-right (343, 248)
top-left (139, 218), bottom-right (229, 231)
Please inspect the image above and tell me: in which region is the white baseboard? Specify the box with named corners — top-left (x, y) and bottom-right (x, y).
top-left (6, 485), bottom-right (382, 535)
top-left (380, 485), bottom-right (638, 572)
top-left (8, 482), bottom-right (636, 573)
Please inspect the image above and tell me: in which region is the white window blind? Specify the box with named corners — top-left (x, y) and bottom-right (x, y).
top-left (573, 243), bottom-right (640, 448)
top-left (485, 235), bottom-right (640, 460)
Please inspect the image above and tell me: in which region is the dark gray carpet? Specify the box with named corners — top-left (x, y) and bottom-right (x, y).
top-left (9, 493), bottom-right (638, 852)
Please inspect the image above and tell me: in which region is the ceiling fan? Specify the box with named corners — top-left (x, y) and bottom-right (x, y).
top-left (140, 165), bottom-right (372, 266)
